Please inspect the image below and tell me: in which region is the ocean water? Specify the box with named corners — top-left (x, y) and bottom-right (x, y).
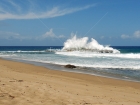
top-left (0, 36), bottom-right (140, 82)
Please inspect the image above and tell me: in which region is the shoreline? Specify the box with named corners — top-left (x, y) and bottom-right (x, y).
top-left (3, 57), bottom-right (140, 83)
top-left (0, 58), bottom-right (140, 105)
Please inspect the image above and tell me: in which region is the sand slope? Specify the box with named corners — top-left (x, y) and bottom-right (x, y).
top-left (0, 58), bottom-right (140, 105)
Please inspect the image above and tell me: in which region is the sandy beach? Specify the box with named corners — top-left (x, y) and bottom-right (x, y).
top-left (0, 58), bottom-right (140, 105)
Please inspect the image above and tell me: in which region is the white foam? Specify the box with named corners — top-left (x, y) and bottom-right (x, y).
top-left (56, 51), bottom-right (140, 59)
top-left (62, 35), bottom-right (120, 53)
top-left (0, 50), bottom-right (46, 53)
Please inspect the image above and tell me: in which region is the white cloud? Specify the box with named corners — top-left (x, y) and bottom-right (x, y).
top-left (0, 31), bottom-right (31, 40)
top-left (41, 29), bottom-right (65, 38)
top-left (133, 30), bottom-right (140, 38)
top-left (0, 29), bottom-right (65, 41)
top-left (121, 30), bottom-right (140, 39)
top-left (121, 34), bottom-right (130, 39)
top-left (0, 1), bottom-right (95, 20)
top-left (42, 28), bottom-right (55, 38)
top-left (36, 28), bottom-right (65, 40)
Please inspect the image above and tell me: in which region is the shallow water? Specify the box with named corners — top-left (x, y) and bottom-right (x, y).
top-left (1, 46), bottom-right (140, 82)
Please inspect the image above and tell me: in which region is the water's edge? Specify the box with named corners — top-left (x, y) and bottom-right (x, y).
top-left (2, 57), bottom-right (140, 83)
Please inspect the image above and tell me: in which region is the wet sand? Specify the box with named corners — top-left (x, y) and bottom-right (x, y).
top-left (0, 58), bottom-right (140, 105)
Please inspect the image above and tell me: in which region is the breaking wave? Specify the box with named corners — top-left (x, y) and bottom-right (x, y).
top-left (61, 35), bottom-right (120, 53)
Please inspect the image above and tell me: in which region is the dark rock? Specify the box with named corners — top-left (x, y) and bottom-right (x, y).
top-left (18, 80), bottom-right (23, 82)
top-left (65, 64), bottom-right (76, 68)
top-left (9, 95), bottom-right (15, 99)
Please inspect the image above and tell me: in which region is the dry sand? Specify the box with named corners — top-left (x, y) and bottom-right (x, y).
top-left (0, 58), bottom-right (140, 105)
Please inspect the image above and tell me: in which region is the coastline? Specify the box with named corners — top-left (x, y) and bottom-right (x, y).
top-left (4, 57), bottom-right (140, 82)
top-left (0, 58), bottom-right (140, 105)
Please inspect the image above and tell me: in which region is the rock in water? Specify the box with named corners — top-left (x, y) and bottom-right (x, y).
top-left (65, 64), bottom-right (76, 68)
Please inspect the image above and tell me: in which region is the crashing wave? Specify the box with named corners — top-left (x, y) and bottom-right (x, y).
top-left (61, 35), bottom-right (120, 53)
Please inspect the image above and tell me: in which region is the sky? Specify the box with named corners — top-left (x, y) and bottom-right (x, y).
top-left (0, 0), bottom-right (140, 46)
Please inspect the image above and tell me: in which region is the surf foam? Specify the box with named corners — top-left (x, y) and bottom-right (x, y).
top-left (62, 35), bottom-right (120, 53)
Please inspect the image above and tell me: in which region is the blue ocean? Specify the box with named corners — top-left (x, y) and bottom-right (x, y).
top-left (0, 36), bottom-right (140, 82)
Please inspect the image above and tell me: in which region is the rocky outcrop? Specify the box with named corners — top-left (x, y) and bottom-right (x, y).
top-left (65, 64), bottom-right (76, 68)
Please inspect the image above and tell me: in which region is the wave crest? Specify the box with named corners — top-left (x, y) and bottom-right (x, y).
top-left (62, 35), bottom-right (120, 53)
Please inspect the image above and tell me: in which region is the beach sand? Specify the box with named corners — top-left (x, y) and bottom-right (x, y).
top-left (0, 58), bottom-right (140, 105)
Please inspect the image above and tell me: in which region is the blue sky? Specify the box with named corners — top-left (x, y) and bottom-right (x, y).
top-left (0, 0), bottom-right (140, 46)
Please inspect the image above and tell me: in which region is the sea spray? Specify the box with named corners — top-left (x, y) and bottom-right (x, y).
top-left (62, 35), bottom-right (120, 53)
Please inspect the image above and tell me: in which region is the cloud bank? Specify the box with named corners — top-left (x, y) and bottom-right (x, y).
top-left (121, 30), bottom-right (140, 39)
top-left (0, 0), bottom-right (95, 20)
top-left (0, 31), bottom-right (31, 40)
top-left (0, 29), bottom-right (65, 41)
